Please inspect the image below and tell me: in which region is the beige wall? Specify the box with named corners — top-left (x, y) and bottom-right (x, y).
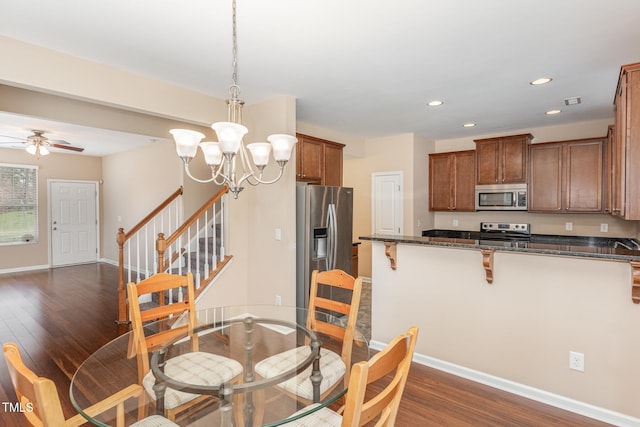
top-left (196, 96), bottom-right (298, 308)
top-left (0, 148), bottom-right (102, 270)
top-left (344, 133), bottom-right (431, 277)
top-left (370, 241), bottom-right (640, 421)
top-left (0, 36), bottom-right (297, 310)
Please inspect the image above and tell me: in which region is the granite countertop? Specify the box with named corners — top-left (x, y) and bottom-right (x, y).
top-left (359, 231), bottom-right (640, 262)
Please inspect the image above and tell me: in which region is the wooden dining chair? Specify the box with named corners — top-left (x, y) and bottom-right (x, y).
top-left (284, 326), bottom-right (419, 427)
top-left (127, 272), bottom-right (243, 422)
top-left (3, 342), bottom-right (178, 427)
top-left (255, 269), bottom-right (363, 404)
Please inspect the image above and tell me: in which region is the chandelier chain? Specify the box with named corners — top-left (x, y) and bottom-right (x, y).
top-left (230, 0), bottom-right (240, 99)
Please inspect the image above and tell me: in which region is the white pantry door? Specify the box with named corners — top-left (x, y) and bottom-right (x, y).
top-left (50, 181), bottom-right (98, 266)
top-left (372, 172), bottom-right (403, 235)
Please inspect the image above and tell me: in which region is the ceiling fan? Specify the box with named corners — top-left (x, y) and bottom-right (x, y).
top-left (0, 129), bottom-right (85, 156)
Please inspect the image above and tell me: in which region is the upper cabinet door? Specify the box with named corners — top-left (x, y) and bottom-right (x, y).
top-left (565, 139), bottom-right (604, 212)
top-left (501, 136), bottom-right (529, 183)
top-left (475, 139), bottom-right (500, 184)
top-left (529, 143), bottom-right (563, 212)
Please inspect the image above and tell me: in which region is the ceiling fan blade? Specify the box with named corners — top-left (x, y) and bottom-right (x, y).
top-left (49, 139), bottom-right (71, 145)
top-left (0, 134), bottom-right (25, 141)
top-left (0, 140), bottom-right (24, 145)
top-left (51, 143), bottom-right (84, 152)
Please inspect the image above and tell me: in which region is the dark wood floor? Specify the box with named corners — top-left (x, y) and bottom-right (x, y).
top-left (0, 264), bottom-right (612, 427)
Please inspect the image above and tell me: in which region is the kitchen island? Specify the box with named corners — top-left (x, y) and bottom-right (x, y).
top-left (360, 233), bottom-right (640, 425)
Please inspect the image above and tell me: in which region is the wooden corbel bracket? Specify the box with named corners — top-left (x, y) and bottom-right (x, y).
top-left (384, 241), bottom-right (397, 270)
top-left (480, 249), bottom-right (494, 284)
top-left (631, 261), bottom-right (640, 304)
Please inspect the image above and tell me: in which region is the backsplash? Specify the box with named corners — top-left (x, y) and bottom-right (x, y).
top-left (432, 211), bottom-right (639, 239)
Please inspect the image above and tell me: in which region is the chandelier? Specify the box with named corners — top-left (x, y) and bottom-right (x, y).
top-left (170, 0), bottom-right (297, 199)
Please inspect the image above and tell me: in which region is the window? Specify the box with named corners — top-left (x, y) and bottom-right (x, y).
top-left (0, 164), bottom-right (38, 245)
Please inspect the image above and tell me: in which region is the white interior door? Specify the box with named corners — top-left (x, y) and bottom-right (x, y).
top-left (372, 172), bottom-right (403, 235)
top-left (50, 180), bottom-right (98, 266)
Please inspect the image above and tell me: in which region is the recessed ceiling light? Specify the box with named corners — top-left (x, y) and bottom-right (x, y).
top-left (463, 123), bottom-right (476, 128)
top-left (427, 100), bottom-right (444, 107)
top-left (545, 109), bottom-right (562, 115)
top-left (530, 77), bottom-right (553, 85)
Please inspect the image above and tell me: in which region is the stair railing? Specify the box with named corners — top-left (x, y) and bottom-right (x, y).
top-left (116, 186), bottom-right (184, 323)
top-left (156, 186), bottom-right (232, 303)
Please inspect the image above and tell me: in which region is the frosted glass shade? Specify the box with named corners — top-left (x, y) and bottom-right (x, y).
top-left (39, 146), bottom-right (50, 156)
top-left (211, 122), bottom-right (248, 154)
top-left (26, 145), bottom-right (37, 155)
top-left (170, 129), bottom-right (205, 159)
top-left (247, 143), bottom-right (272, 166)
top-left (268, 134), bottom-right (297, 161)
top-left (200, 142), bottom-right (223, 166)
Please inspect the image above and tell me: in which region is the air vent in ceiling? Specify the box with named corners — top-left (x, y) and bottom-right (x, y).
top-left (564, 97), bottom-right (581, 106)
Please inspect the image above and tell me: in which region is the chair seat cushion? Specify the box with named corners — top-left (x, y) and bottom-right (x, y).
top-left (284, 403), bottom-right (342, 426)
top-left (131, 415), bottom-right (181, 427)
top-left (142, 351), bottom-right (243, 410)
top-left (254, 346), bottom-right (345, 400)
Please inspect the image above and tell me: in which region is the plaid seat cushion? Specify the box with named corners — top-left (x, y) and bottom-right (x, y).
top-left (254, 346), bottom-right (345, 400)
top-left (283, 403), bottom-right (342, 426)
top-left (131, 415), bottom-right (180, 427)
top-left (142, 351), bottom-right (243, 410)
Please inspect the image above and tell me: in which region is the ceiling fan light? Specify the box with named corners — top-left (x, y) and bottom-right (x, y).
top-left (268, 134), bottom-right (298, 162)
top-left (39, 146), bottom-right (50, 156)
top-left (26, 145), bottom-right (37, 155)
top-left (212, 122), bottom-right (248, 154)
top-left (170, 129), bottom-right (205, 160)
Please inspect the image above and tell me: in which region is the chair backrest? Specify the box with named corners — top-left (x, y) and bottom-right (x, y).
top-left (341, 326), bottom-right (419, 427)
top-left (306, 269), bottom-right (363, 377)
top-left (127, 272), bottom-right (197, 381)
top-left (3, 342), bottom-right (68, 426)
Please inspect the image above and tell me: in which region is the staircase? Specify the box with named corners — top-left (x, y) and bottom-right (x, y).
top-left (117, 186), bottom-right (232, 323)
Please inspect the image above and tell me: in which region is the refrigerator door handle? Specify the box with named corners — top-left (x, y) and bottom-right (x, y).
top-left (328, 203), bottom-right (338, 270)
top-left (326, 203), bottom-right (332, 270)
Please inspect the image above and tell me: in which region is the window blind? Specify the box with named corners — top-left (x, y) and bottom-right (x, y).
top-left (0, 164), bottom-right (38, 244)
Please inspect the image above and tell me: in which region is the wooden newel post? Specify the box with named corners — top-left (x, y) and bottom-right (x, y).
top-left (156, 233), bottom-right (167, 274)
top-left (116, 228), bottom-right (128, 323)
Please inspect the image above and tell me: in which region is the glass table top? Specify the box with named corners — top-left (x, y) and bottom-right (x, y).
top-left (70, 305), bottom-right (369, 426)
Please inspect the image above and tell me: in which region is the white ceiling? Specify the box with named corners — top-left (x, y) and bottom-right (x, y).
top-left (1, 0), bottom-right (640, 155)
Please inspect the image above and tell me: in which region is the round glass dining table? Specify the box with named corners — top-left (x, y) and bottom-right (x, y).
top-left (70, 305), bottom-right (369, 427)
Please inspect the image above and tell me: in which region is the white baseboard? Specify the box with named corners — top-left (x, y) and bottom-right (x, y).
top-left (0, 264), bottom-right (50, 275)
top-left (369, 340), bottom-right (640, 427)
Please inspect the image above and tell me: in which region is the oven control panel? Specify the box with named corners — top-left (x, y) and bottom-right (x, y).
top-left (480, 222), bottom-right (530, 235)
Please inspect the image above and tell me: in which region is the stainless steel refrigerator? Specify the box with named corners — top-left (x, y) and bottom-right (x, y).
top-left (296, 185), bottom-right (354, 311)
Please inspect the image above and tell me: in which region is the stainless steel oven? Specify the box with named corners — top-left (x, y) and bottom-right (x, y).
top-left (475, 183), bottom-right (527, 211)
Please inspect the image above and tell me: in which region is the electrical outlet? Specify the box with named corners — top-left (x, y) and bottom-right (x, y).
top-left (275, 295), bottom-right (282, 306)
top-left (569, 351), bottom-right (585, 372)
top-left (453, 219), bottom-right (459, 227)
top-left (600, 223), bottom-right (608, 232)
top-left (565, 222), bottom-right (573, 231)
top-left (275, 228), bottom-right (282, 241)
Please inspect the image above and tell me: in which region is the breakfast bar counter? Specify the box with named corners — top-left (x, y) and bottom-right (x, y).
top-left (359, 232), bottom-right (640, 262)
top-left (360, 232), bottom-right (640, 304)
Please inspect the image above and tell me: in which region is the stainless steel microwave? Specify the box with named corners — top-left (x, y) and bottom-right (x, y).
top-left (475, 184), bottom-right (528, 211)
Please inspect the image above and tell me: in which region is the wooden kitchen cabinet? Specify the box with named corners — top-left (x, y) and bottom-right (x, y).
top-left (474, 134), bottom-right (532, 185)
top-left (429, 150), bottom-right (475, 212)
top-left (295, 133), bottom-right (344, 185)
top-left (529, 138), bottom-right (605, 213)
top-left (604, 124), bottom-right (614, 214)
top-left (612, 62), bottom-right (640, 219)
